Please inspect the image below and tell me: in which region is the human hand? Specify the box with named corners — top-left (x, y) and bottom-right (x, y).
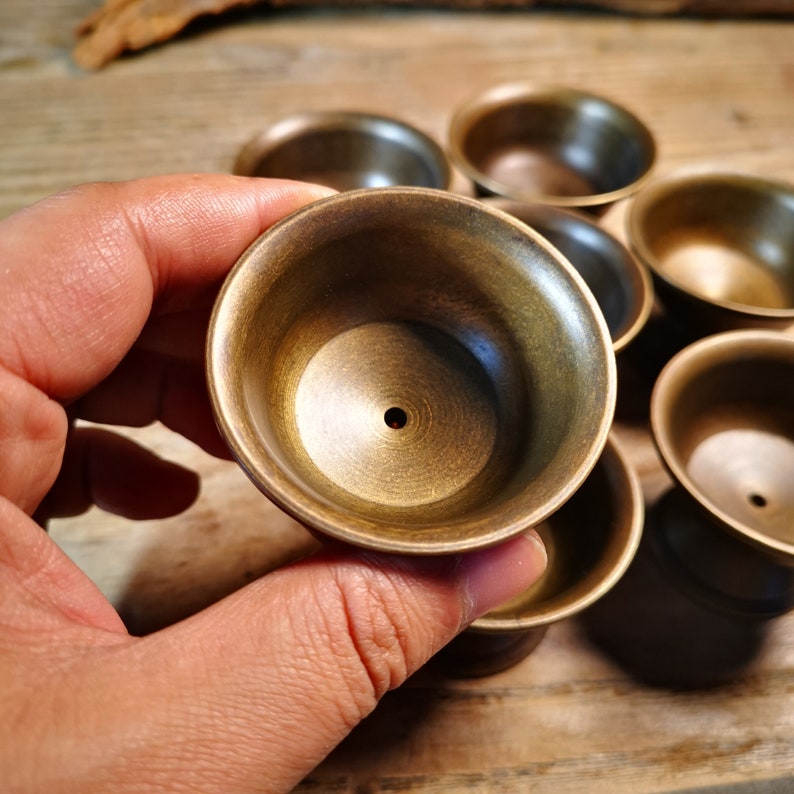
top-left (0, 175), bottom-right (546, 793)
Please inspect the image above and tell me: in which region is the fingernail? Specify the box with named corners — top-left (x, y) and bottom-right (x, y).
top-left (459, 530), bottom-right (547, 624)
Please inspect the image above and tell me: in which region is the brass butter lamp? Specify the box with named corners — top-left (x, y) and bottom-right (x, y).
top-left (650, 329), bottom-right (794, 619)
top-left (449, 84), bottom-right (656, 215)
top-left (578, 330), bottom-right (794, 688)
top-left (627, 171), bottom-right (794, 336)
top-left (234, 111), bottom-right (451, 192)
top-left (485, 199), bottom-right (654, 354)
top-left (207, 188), bottom-right (616, 554)
top-left (436, 434), bottom-right (644, 676)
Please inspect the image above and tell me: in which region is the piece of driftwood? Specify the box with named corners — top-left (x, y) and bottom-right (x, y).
top-left (73, 0), bottom-right (794, 69)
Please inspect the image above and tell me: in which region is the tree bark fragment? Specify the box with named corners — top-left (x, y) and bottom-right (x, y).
top-left (73, 0), bottom-right (794, 69)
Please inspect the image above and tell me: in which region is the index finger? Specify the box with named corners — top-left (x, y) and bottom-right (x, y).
top-left (0, 174), bottom-right (332, 401)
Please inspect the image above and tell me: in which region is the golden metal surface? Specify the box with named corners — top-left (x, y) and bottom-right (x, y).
top-left (627, 171), bottom-right (794, 334)
top-left (448, 84), bottom-right (656, 212)
top-left (475, 433), bottom-right (644, 628)
top-left (485, 199), bottom-right (654, 352)
top-left (234, 111), bottom-right (451, 191)
top-left (649, 330), bottom-right (794, 616)
top-left (651, 329), bottom-right (794, 556)
top-left (436, 433), bottom-right (644, 675)
top-left (207, 187), bottom-right (616, 554)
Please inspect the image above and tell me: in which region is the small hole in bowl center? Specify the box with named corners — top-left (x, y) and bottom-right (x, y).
top-left (384, 407), bottom-right (408, 430)
top-left (748, 493), bottom-right (767, 508)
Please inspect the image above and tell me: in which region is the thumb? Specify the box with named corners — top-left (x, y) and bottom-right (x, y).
top-left (56, 534), bottom-right (546, 794)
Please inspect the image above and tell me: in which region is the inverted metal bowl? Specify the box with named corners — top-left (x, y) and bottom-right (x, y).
top-left (486, 200), bottom-right (654, 352)
top-left (627, 172), bottom-right (794, 333)
top-left (448, 84), bottom-right (656, 212)
top-left (651, 330), bottom-right (794, 564)
top-left (234, 111), bottom-right (451, 192)
top-left (207, 188), bottom-right (616, 554)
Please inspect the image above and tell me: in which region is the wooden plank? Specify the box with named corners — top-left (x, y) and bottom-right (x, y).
top-left (70, 0), bottom-right (794, 68)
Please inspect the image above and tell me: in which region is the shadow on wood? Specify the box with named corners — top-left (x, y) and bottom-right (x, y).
top-left (578, 490), bottom-right (771, 690)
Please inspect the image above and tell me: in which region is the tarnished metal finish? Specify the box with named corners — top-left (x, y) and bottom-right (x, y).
top-left (234, 111), bottom-right (452, 192)
top-left (438, 434), bottom-right (644, 675)
top-left (473, 434), bottom-right (643, 628)
top-left (448, 84), bottom-right (656, 213)
top-left (650, 330), bottom-right (794, 617)
top-left (207, 187), bottom-right (616, 555)
top-left (434, 625), bottom-right (549, 679)
top-left (627, 172), bottom-right (794, 334)
top-left (485, 199), bottom-right (654, 353)
top-left (651, 330), bottom-right (794, 562)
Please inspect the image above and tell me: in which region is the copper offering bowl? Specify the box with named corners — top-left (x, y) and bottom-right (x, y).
top-left (627, 172), bottom-right (794, 335)
top-left (485, 199), bottom-right (654, 353)
top-left (233, 111), bottom-right (451, 192)
top-left (650, 329), bottom-right (794, 618)
top-left (448, 84), bottom-right (656, 214)
top-left (437, 434), bottom-right (643, 676)
top-left (207, 188), bottom-right (616, 555)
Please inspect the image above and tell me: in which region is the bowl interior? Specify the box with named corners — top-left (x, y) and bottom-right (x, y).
top-left (473, 436), bottom-right (643, 629)
top-left (487, 200), bottom-right (653, 351)
top-left (235, 113), bottom-right (450, 191)
top-left (450, 87), bottom-right (655, 206)
top-left (629, 174), bottom-right (794, 315)
top-left (651, 331), bottom-right (794, 555)
top-left (208, 188), bottom-right (615, 553)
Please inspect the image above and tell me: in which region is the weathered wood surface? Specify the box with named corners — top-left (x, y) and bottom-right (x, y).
top-left (71, 0), bottom-right (794, 69)
top-left (2, 2), bottom-right (794, 791)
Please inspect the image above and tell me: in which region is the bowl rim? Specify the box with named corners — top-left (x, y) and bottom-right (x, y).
top-left (448, 83), bottom-right (657, 209)
top-left (206, 186), bottom-right (616, 554)
top-left (483, 198), bottom-right (655, 352)
top-left (650, 328), bottom-right (794, 560)
top-left (233, 109), bottom-right (453, 191)
top-left (626, 170), bottom-right (794, 321)
top-left (470, 433), bottom-right (645, 630)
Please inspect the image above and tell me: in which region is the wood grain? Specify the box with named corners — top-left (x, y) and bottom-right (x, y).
top-left (2, 3), bottom-right (794, 791)
top-left (72, 0), bottom-right (794, 69)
